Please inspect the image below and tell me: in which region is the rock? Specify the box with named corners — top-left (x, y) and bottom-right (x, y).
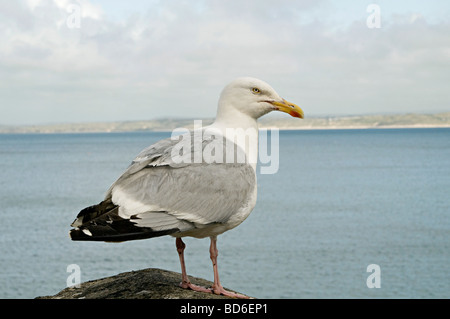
top-left (37, 268), bottom-right (250, 299)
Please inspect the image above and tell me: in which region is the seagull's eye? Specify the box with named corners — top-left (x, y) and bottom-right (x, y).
top-left (252, 87), bottom-right (261, 94)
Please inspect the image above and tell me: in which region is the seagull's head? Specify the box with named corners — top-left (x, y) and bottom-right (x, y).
top-left (217, 77), bottom-right (304, 121)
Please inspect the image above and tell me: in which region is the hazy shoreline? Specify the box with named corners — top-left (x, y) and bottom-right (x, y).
top-left (1, 112), bottom-right (449, 134)
top-left (266, 124), bottom-right (450, 131)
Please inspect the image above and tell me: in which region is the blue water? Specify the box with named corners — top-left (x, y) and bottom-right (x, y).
top-left (0, 129), bottom-right (449, 299)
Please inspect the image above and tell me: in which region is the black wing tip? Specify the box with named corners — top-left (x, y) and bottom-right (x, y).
top-left (70, 200), bottom-right (180, 242)
top-left (69, 226), bottom-right (179, 242)
top-left (74, 200), bottom-right (118, 224)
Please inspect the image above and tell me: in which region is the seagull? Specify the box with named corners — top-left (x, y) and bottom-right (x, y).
top-left (70, 77), bottom-right (304, 298)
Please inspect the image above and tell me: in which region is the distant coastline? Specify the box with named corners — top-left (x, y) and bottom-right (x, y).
top-left (1, 112), bottom-right (449, 134)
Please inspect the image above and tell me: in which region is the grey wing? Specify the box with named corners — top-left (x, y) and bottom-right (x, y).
top-left (71, 132), bottom-right (256, 242)
top-left (106, 131), bottom-right (213, 194)
top-left (111, 163), bottom-right (255, 226)
top-left (107, 132), bottom-right (255, 230)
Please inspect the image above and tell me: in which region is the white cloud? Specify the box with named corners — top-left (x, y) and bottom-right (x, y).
top-left (0, 0), bottom-right (449, 125)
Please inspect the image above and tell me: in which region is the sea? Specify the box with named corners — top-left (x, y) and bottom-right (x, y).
top-left (0, 128), bottom-right (449, 299)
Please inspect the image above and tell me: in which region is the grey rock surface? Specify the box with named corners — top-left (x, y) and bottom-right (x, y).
top-left (37, 268), bottom-right (250, 299)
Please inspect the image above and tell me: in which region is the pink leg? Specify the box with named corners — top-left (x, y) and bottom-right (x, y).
top-left (209, 236), bottom-right (249, 299)
top-left (176, 237), bottom-right (212, 293)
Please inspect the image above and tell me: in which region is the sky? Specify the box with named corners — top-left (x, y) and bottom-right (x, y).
top-left (0, 0), bottom-right (449, 125)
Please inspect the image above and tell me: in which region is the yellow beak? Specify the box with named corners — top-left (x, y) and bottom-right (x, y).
top-left (270, 99), bottom-right (304, 119)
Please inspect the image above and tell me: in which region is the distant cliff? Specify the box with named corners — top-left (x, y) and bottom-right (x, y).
top-left (259, 112), bottom-right (450, 130)
top-left (2, 112), bottom-right (449, 134)
top-left (37, 268), bottom-right (250, 299)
